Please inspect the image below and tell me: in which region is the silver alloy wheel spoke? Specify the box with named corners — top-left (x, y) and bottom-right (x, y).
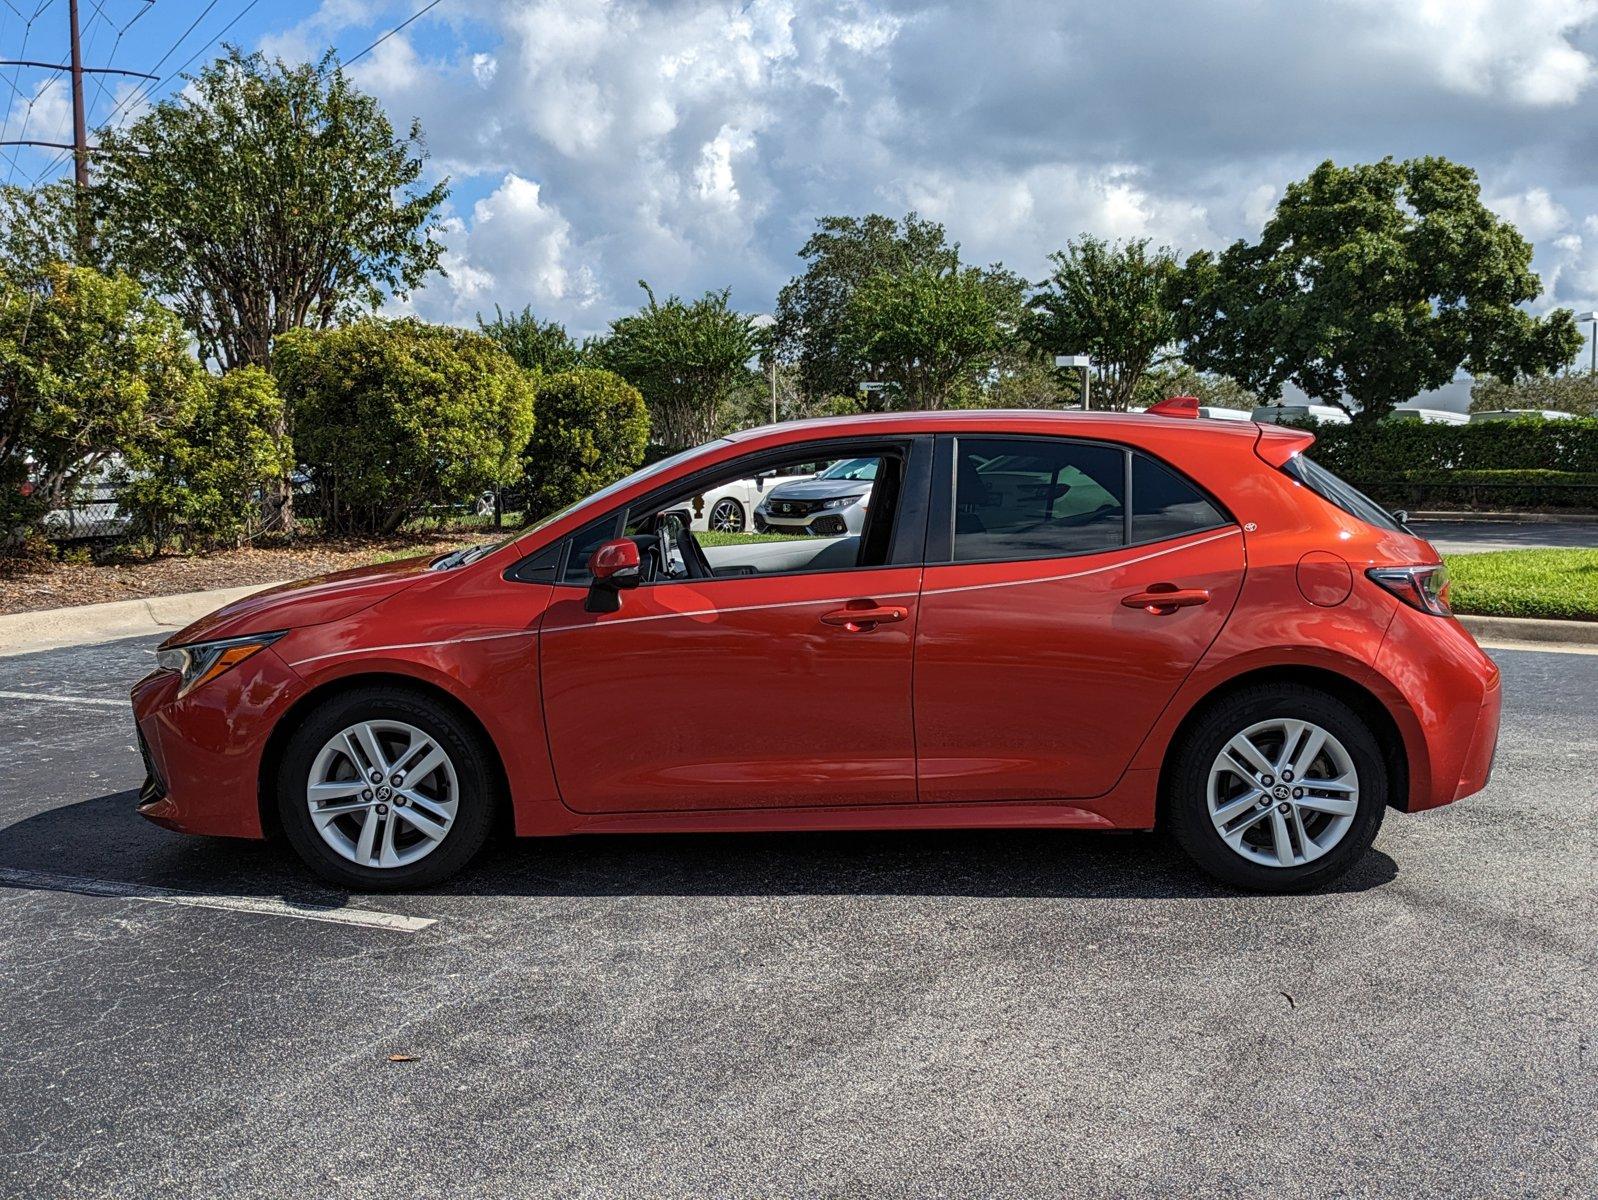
top-left (307, 719), bottom-right (459, 870)
top-left (1206, 717), bottom-right (1360, 870)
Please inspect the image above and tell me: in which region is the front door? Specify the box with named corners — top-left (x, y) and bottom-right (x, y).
top-left (538, 439), bottom-right (928, 815)
top-left (913, 435), bottom-right (1245, 802)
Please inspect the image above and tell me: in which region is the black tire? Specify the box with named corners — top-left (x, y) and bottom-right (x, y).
top-left (277, 686), bottom-right (498, 891)
top-left (1165, 683), bottom-right (1388, 893)
top-left (709, 497), bottom-right (745, 533)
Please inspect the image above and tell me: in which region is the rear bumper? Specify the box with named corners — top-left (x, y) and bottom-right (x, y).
top-left (1374, 608), bottom-right (1502, 812)
top-left (130, 648), bottom-right (307, 838)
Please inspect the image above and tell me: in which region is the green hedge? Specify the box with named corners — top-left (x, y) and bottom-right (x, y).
top-left (1386, 469), bottom-right (1598, 510)
top-left (1296, 418), bottom-right (1598, 508)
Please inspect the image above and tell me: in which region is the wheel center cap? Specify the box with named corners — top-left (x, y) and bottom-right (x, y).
top-left (1272, 785), bottom-right (1291, 801)
top-left (376, 785), bottom-right (392, 800)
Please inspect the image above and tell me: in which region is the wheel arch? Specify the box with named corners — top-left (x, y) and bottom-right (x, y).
top-left (1154, 664), bottom-right (1411, 824)
top-left (256, 671), bottom-right (514, 839)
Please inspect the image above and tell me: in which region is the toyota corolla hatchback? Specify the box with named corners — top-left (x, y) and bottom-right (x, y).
top-left (132, 410), bottom-right (1500, 893)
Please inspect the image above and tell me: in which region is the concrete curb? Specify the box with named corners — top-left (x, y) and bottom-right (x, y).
top-left (1456, 613), bottom-right (1598, 646)
top-left (0, 582), bottom-right (286, 658)
top-left (1412, 510), bottom-right (1598, 525)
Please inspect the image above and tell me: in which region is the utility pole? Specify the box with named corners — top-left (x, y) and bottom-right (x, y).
top-left (68, 0), bottom-right (88, 192)
top-left (0, 1), bottom-right (158, 259)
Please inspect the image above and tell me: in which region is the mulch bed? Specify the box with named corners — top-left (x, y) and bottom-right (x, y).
top-left (0, 533), bottom-right (494, 616)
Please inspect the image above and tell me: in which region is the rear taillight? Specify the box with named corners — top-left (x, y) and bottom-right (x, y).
top-left (1367, 564), bottom-right (1452, 616)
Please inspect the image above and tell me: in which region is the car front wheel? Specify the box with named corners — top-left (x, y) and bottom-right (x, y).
top-left (709, 497), bottom-right (745, 532)
top-left (277, 687), bottom-right (497, 890)
top-left (1166, 683), bottom-right (1387, 892)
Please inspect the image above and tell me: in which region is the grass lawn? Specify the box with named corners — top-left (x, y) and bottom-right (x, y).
top-left (1443, 548), bottom-right (1598, 622)
top-left (697, 530), bottom-right (808, 547)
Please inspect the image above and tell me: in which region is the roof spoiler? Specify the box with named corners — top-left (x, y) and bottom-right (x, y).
top-left (1253, 422), bottom-right (1316, 467)
top-left (1146, 394), bottom-right (1199, 418)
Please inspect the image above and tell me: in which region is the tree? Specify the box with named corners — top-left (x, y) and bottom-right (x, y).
top-left (1135, 361), bottom-right (1260, 411)
top-left (1176, 157), bottom-right (1582, 424)
top-left (275, 320), bottom-right (535, 534)
top-left (1028, 236), bottom-right (1181, 411)
top-left (95, 47), bottom-right (448, 370)
top-left (775, 212), bottom-right (960, 400)
top-left (593, 282), bottom-right (757, 449)
top-left (0, 183), bottom-right (79, 283)
top-left (841, 264), bottom-right (1022, 410)
top-left (1470, 372), bottom-right (1598, 418)
top-left (523, 368), bottom-right (649, 517)
top-left (478, 305), bottom-right (582, 375)
top-left (0, 264), bottom-right (203, 542)
top-left (121, 366), bottom-right (293, 552)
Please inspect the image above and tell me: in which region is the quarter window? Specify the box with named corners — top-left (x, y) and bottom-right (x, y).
top-left (952, 438), bottom-right (1126, 561)
top-left (1130, 453), bottom-right (1228, 543)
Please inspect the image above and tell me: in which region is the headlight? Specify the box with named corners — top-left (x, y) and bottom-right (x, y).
top-left (818, 495), bottom-right (862, 509)
top-left (155, 632), bottom-right (285, 697)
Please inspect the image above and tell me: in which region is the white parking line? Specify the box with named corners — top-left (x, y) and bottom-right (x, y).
top-left (0, 868), bottom-right (437, 932)
top-left (0, 689), bottom-right (127, 707)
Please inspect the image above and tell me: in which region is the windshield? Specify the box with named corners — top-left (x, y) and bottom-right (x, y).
top-left (816, 457), bottom-right (878, 482)
top-left (1282, 454), bottom-right (1407, 533)
top-left (518, 440), bottom-right (733, 537)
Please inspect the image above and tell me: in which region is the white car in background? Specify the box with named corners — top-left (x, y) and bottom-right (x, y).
top-left (686, 465), bottom-right (816, 533)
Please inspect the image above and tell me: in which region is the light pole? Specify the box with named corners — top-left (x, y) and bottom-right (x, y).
top-left (749, 313), bottom-right (778, 423)
top-left (1055, 354), bottom-right (1093, 409)
top-left (1578, 312), bottom-right (1598, 376)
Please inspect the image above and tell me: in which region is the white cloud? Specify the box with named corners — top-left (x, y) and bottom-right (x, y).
top-left (259, 0), bottom-right (1598, 337)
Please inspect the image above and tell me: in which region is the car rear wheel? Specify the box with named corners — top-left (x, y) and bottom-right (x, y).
top-left (277, 687), bottom-right (497, 890)
top-left (709, 497), bottom-right (745, 532)
top-left (1166, 683), bottom-right (1387, 892)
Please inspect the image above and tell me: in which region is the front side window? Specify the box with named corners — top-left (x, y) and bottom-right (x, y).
top-left (953, 438), bottom-right (1126, 561)
top-left (560, 445), bottom-right (905, 585)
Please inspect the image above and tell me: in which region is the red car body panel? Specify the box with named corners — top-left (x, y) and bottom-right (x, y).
top-left (131, 410), bottom-right (1501, 847)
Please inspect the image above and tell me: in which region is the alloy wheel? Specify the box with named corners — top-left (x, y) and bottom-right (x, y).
top-left (306, 720), bottom-right (459, 869)
top-left (709, 498), bottom-right (745, 533)
top-left (1206, 717), bottom-right (1360, 868)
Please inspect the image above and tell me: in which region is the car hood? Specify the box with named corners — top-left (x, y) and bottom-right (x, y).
top-left (765, 478), bottom-right (874, 502)
top-left (161, 554), bottom-right (439, 648)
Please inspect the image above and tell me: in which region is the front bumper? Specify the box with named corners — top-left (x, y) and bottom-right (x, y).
top-left (131, 647), bottom-right (308, 838)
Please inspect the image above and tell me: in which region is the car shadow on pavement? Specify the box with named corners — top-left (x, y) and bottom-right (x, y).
top-left (0, 789), bottom-right (1400, 904)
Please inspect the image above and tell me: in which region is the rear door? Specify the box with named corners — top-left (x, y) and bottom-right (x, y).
top-left (913, 435), bottom-right (1245, 803)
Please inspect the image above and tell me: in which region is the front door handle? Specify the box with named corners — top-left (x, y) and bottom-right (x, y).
top-left (1121, 585), bottom-right (1211, 615)
top-left (821, 601), bottom-right (909, 632)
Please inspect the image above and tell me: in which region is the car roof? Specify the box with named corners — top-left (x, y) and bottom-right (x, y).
top-left (723, 407), bottom-right (1270, 448)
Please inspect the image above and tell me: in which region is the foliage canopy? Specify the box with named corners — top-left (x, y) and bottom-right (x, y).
top-left (95, 47), bottom-right (449, 370)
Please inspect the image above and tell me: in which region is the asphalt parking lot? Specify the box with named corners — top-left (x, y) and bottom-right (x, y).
top-left (0, 633), bottom-right (1594, 1200)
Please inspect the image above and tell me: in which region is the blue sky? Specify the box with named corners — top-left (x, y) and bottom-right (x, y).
top-left (6, 0), bottom-right (1598, 402)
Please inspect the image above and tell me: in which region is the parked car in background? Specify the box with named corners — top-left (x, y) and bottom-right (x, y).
top-left (753, 456), bottom-right (876, 536)
top-left (1251, 403), bottom-right (1352, 425)
top-left (1468, 409), bottom-right (1577, 423)
top-left (1196, 406), bottom-right (1254, 422)
top-left (685, 465), bottom-right (815, 533)
top-left (133, 408), bottom-right (1500, 895)
top-left (1387, 408), bottom-right (1469, 425)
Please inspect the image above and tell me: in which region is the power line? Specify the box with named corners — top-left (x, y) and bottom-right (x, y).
top-left (33, 0), bottom-right (263, 186)
top-left (345, 0), bottom-right (446, 67)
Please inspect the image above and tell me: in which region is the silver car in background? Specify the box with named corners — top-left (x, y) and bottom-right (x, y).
top-left (754, 456), bottom-right (876, 537)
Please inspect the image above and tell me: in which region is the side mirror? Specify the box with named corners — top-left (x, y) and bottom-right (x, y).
top-left (585, 538), bottom-right (641, 613)
top-left (1391, 508), bottom-right (1411, 528)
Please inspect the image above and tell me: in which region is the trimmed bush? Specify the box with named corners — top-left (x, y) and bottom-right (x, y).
top-left (523, 368), bottom-right (649, 517)
top-left (121, 366), bottom-right (293, 551)
top-left (277, 320), bottom-right (536, 534)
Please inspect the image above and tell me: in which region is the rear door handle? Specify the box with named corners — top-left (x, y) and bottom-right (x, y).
top-left (1121, 586), bottom-right (1211, 614)
top-left (821, 601), bottom-right (909, 631)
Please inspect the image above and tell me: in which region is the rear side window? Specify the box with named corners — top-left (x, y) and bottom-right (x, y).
top-left (1282, 454), bottom-right (1406, 533)
top-left (953, 438), bottom-right (1125, 561)
top-left (1131, 453), bottom-right (1228, 543)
